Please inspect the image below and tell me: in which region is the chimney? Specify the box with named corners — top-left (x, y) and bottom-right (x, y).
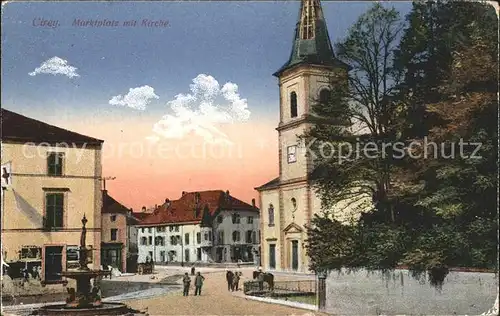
top-left (155, 204), bottom-right (158, 209)
top-left (252, 198), bottom-right (256, 207)
top-left (182, 191), bottom-right (186, 196)
top-left (141, 206), bottom-right (146, 212)
top-left (165, 198), bottom-right (171, 208)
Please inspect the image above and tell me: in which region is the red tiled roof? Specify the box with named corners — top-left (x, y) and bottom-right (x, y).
top-left (138, 190), bottom-right (258, 226)
top-left (132, 212), bottom-right (151, 221)
top-left (1, 108), bottom-right (103, 145)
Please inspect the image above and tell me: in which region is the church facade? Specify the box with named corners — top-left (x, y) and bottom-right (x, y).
top-left (255, 0), bottom-right (360, 273)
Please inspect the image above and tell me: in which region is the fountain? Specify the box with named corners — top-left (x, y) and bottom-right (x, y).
top-left (35, 215), bottom-right (143, 315)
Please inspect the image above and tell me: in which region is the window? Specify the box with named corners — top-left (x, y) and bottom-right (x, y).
top-left (175, 226), bottom-right (180, 232)
top-left (287, 145), bottom-right (297, 163)
top-left (47, 152), bottom-right (63, 176)
top-left (218, 231), bottom-right (224, 244)
top-left (290, 92), bottom-right (298, 118)
top-left (185, 249), bottom-right (190, 262)
top-left (245, 230), bottom-right (252, 244)
top-left (141, 228), bottom-right (145, 233)
top-left (247, 216), bottom-right (253, 224)
top-left (204, 233), bottom-right (209, 241)
top-left (232, 231), bottom-right (241, 242)
top-left (319, 88), bottom-right (331, 104)
top-left (149, 251), bottom-right (153, 261)
top-left (45, 193), bottom-right (64, 229)
top-left (197, 232), bottom-right (201, 244)
top-left (268, 204), bottom-right (275, 226)
top-left (232, 213), bottom-right (240, 224)
top-left (252, 231), bottom-right (257, 244)
top-left (148, 228), bottom-right (152, 233)
top-left (217, 216), bottom-right (223, 223)
top-left (155, 236), bottom-right (164, 246)
top-left (160, 251), bottom-right (165, 262)
top-left (157, 226), bottom-right (165, 232)
top-left (148, 236), bottom-right (152, 245)
top-left (184, 233), bottom-right (190, 245)
top-left (170, 236), bottom-right (178, 246)
top-left (169, 226), bottom-right (174, 232)
top-left (110, 229), bottom-right (118, 241)
top-left (141, 237), bottom-right (147, 245)
top-left (110, 215), bottom-right (116, 222)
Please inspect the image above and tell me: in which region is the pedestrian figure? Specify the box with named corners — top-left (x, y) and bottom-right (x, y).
top-left (182, 272), bottom-right (191, 296)
top-left (233, 271), bottom-right (240, 291)
top-left (226, 270), bottom-right (234, 291)
top-left (191, 265), bottom-right (195, 276)
top-left (257, 268), bottom-right (265, 291)
top-left (194, 272), bottom-right (205, 296)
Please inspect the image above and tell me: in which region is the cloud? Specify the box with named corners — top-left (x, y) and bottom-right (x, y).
top-left (148, 74), bottom-right (251, 144)
top-left (29, 56), bottom-right (80, 78)
top-left (109, 85), bottom-right (159, 110)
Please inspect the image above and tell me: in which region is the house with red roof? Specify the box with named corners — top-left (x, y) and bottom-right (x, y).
top-left (136, 190), bottom-right (260, 265)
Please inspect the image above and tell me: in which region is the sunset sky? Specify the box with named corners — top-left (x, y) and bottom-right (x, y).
top-left (1, 1), bottom-right (412, 210)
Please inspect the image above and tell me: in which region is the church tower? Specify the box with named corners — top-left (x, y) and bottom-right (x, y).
top-left (256, 0), bottom-right (348, 273)
top-left (275, 0), bottom-right (348, 184)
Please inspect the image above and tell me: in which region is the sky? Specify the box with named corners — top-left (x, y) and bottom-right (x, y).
top-left (1, 1), bottom-right (412, 210)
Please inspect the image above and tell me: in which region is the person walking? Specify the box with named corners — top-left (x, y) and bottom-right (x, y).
top-left (194, 272), bottom-right (205, 296)
top-left (182, 272), bottom-right (191, 296)
top-left (191, 265), bottom-right (195, 276)
top-left (257, 269), bottom-right (265, 291)
top-left (226, 270), bottom-right (234, 291)
top-left (233, 271), bottom-right (240, 291)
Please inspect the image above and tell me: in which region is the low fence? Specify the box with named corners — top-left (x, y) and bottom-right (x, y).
top-left (244, 280), bottom-right (316, 296)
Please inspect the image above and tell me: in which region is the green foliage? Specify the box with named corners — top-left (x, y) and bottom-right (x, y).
top-left (306, 1), bottom-right (498, 288)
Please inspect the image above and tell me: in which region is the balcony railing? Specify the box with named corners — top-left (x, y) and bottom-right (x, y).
top-left (243, 280), bottom-right (316, 295)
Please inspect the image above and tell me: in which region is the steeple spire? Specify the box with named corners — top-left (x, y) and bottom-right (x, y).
top-left (274, 0), bottom-right (347, 77)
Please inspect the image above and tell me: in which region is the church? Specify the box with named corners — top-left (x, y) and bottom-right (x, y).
top-left (255, 0), bottom-right (366, 273)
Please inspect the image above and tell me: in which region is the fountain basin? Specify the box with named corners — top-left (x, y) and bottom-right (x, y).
top-left (36, 302), bottom-right (132, 315)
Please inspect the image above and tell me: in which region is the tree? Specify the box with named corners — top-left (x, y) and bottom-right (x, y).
top-left (305, 3), bottom-right (405, 223)
top-left (306, 1), bottom-right (498, 288)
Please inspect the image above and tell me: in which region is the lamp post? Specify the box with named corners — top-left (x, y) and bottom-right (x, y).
top-left (180, 226), bottom-right (184, 267)
top-left (316, 268), bottom-right (328, 311)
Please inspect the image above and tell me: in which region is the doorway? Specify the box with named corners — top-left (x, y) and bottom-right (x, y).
top-left (291, 240), bottom-right (299, 271)
top-left (44, 246), bottom-right (63, 281)
top-left (269, 244), bottom-right (276, 269)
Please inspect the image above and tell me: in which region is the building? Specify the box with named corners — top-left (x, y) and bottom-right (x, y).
top-left (255, 0), bottom-right (371, 273)
top-left (136, 190), bottom-right (260, 265)
top-left (1, 108), bottom-right (103, 283)
top-left (101, 190), bottom-right (140, 272)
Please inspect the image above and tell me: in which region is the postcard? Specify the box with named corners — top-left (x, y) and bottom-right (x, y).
top-left (1, 1), bottom-right (498, 315)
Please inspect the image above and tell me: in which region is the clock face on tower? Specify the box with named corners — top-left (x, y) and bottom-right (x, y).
top-left (287, 145), bottom-right (297, 163)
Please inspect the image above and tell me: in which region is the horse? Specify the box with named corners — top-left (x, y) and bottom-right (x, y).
top-left (253, 270), bottom-right (274, 291)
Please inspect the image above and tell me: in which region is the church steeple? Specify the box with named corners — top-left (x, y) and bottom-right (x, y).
top-left (274, 0), bottom-right (347, 77)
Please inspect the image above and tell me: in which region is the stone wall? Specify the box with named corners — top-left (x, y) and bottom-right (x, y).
top-left (325, 268), bottom-right (498, 315)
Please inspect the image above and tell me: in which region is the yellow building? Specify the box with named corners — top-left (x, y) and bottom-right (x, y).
top-left (255, 0), bottom-right (370, 273)
top-left (1, 108), bottom-right (103, 284)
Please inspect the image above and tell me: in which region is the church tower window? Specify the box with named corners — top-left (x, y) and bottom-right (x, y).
top-left (290, 92), bottom-right (298, 118)
top-left (319, 88), bottom-right (331, 104)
